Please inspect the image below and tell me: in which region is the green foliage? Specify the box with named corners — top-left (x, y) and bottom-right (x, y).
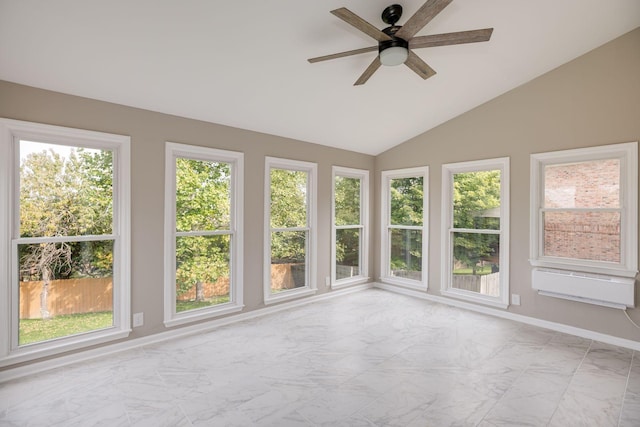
top-left (19, 146), bottom-right (114, 281)
top-left (175, 235), bottom-right (229, 296)
top-left (389, 177), bottom-right (424, 273)
top-left (176, 158), bottom-right (230, 231)
top-left (174, 158), bottom-right (232, 298)
top-left (452, 170), bottom-right (501, 273)
top-left (334, 176), bottom-right (360, 226)
top-left (270, 169), bottom-right (307, 262)
top-left (390, 177), bottom-right (423, 226)
top-left (334, 176), bottom-right (361, 265)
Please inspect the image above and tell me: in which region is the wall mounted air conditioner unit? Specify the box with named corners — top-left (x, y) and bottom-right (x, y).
top-left (532, 268), bottom-right (635, 310)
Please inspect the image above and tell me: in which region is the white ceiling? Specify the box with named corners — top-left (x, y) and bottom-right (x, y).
top-left (1, 0), bottom-right (639, 155)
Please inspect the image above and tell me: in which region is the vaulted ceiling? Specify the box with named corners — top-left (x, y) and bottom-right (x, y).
top-left (1, 0), bottom-right (639, 155)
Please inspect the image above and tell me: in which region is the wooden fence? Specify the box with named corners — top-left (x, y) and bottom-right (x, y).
top-left (452, 273), bottom-right (500, 297)
top-left (20, 278), bottom-right (112, 319)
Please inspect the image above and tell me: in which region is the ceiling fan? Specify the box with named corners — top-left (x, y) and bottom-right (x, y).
top-left (308, 0), bottom-right (493, 85)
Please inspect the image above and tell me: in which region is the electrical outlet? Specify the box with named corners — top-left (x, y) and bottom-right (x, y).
top-left (133, 312), bottom-right (144, 327)
top-left (511, 294), bottom-right (521, 306)
top-left (325, 276), bottom-right (331, 287)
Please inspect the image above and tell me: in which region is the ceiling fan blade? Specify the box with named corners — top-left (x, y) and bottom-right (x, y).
top-left (404, 50), bottom-right (436, 80)
top-left (410, 28), bottom-right (494, 49)
top-left (395, 0), bottom-right (453, 40)
top-left (308, 46), bottom-right (378, 63)
top-left (354, 57), bottom-right (382, 86)
top-left (331, 8), bottom-right (391, 42)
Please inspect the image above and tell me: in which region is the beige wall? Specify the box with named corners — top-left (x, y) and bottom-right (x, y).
top-left (0, 27), bottom-right (638, 369)
top-left (376, 28), bottom-right (640, 341)
top-left (0, 80), bottom-right (375, 347)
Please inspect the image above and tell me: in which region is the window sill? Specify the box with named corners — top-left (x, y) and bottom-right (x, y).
top-left (530, 259), bottom-right (638, 279)
top-left (164, 303), bottom-right (245, 328)
top-left (331, 277), bottom-right (370, 290)
top-left (264, 287), bottom-right (317, 305)
top-left (440, 289), bottom-right (509, 309)
top-left (0, 327), bottom-right (131, 368)
top-left (380, 277), bottom-right (427, 292)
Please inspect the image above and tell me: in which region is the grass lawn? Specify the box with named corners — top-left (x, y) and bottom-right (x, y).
top-left (176, 296), bottom-right (230, 312)
top-left (453, 265), bottom-right (493, 275)
top-left (19, 311), bottom-right (113, 346)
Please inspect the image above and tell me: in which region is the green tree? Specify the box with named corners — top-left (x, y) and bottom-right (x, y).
top-left (389, 177), bottom-right (423, 273)
top-left (269, 168), bottom-right (307, 263)
top-left (19, 146), bottom-right (114, 318)
top-left (174, 158), bottom-right (231, 302)
top-left (452, 170), bottom-right (501, 274)
top-left (334, 176), bottom-right (361, 266)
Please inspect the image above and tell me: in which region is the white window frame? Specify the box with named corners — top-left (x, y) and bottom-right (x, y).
top-left (264, 157), bottom-right (317, 304)
top-left (0, 118), bottom-right (131, 367)
top-left (441, 157), bottom-right (510, 309)
top-left (380, 167), bottom-right (429, 291)
top-left (164, 142), bottom-right (244, 327)
top-left (331, 166), bottom-right (369, 288)
top-left (530, 142), bottom-right (638, 279)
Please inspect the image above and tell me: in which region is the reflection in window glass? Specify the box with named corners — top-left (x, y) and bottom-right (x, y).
top-left (271, 230), bottom-right (307, 292)
top-left (389, 229), bottom-right (422, 281)
top-left (336, 228), bottom-right (360, 280)
top-left (452, 232), bottom-right (500, 297)
top-left (453, 170), bottom-right (501, 230)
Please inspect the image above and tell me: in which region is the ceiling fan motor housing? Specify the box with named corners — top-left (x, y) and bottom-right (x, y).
top-left (379, 25), bottom-right (409, 65)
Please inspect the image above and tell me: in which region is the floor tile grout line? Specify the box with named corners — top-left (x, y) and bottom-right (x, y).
top-left (476, 330), bottom-right (559, 426)
top-left (546, 338), bottom-right (594, 425)
top-left (617, 350), bottom-right (636, 427)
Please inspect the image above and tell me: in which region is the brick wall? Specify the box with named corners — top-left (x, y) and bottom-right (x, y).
top-left (543, 159), bottom-right (620, 262)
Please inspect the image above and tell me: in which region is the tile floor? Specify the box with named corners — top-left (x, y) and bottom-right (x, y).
top-left (1, 289), bottom-right (639, 426)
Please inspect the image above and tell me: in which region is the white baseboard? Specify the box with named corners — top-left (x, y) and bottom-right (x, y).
top-left (374, 282), bottom-right (640, 351)
top-left (0, 283), bottom-right (372, 383)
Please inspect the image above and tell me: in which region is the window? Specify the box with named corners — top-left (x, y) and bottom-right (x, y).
top-left (264, 157), bottom-right (317, 304)
top-left (530, 142), bottom-right (637, 280)
top-left (164, 143), bottom-right (244, 327)
top-left (0, 118), bottom-right (130, 365)
top-left (380, 167), bottom-right (428, 290)
top-left (331, 166), bottom-right (369, 288)
top-left (442, 158), bottom-right (509, 308)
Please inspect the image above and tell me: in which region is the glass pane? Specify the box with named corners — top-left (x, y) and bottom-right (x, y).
top-left (176, 158), bottom-right (231, 232)
top-left (271, 230), bottom-right (306, 292)
top-left (390, 177), bottom-right (423, 226)
top-left (18, 240), bottom-right (114, 345)
top-left (175, 235), bottom-right (231, 312)
top-left (389, 229), bottom-right (422, 281)
top-left (453, 170), bottom-right (501, 230)
top-left (452, 232), bottom-right (500, 297)
top-left (544, 159), bottom-right (620, 209)
top-left (543, 211), bottom-right (620, 263)
top-left (335, 176), bottom-right (361, 226)
top-left (19, 140), bottom-right (113, 237)
top-left (271, 169), bottom-right (308, 229)
top-left (336, 228), bottom-right (360, 280)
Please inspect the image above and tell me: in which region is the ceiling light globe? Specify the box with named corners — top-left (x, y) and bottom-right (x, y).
top-left (380, 46), bottom-right (408, 66)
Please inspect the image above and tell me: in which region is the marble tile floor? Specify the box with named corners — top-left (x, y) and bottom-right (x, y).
top-left (1, 289), bottom-right (639, 426)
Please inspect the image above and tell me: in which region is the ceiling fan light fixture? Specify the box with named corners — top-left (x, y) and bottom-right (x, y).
top-left (379, 45), bottom-right (408, 66)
